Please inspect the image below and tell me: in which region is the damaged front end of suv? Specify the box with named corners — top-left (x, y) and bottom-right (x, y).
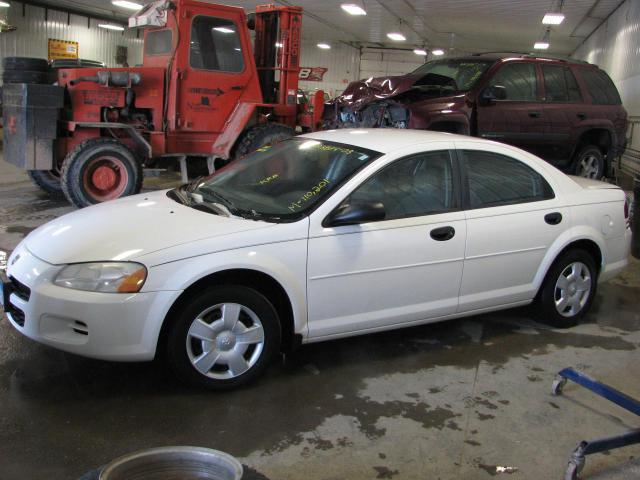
top-left (323, 58), bottom-right (495, 134)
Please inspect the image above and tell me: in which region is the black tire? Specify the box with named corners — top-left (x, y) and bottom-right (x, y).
top-left (60, 138), bottom-right (143, 208)
top-left (28, 170), bottom-right (64, 198)
top-left (2, 57), bottom-right (49, 72)
top-left (166, 285), bottom-right (281, 390)
top-left (2, 70), bottom-right (50, 85)
top-left (573, 145), bottom-right (605, 179)
top-left (233, 123), bottom-right (294, 159)
top-left (534, 249), bottom-right (598, 328)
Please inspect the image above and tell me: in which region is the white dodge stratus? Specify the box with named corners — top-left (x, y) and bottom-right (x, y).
top-left (2, 130), bottom-right (631, 389)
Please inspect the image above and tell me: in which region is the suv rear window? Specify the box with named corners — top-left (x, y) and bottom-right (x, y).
top-left (542, 65), bottom-right (582, 102)
top-left (579, 68), bottom-right (622, 105)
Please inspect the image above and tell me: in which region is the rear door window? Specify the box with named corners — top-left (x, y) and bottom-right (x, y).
top-left (460, 150), bottom-right (554, 208)
top-left (488, 63), bottom-right (537, 101)
top-left (542, 65), bottom-right (582, 102)
top-left (190, 16), bottom-right (244, 73)
top-left (579, 68), bottom-right (622, 105)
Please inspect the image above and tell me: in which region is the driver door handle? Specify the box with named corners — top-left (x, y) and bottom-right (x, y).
top-left (430, 226), bottom-right (456, 241)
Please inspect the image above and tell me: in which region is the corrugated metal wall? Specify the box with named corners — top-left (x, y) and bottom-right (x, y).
top-left (573, 0), bottom-right (640, 174)
top-left (299, 41), bottom-right (360, 99)
top-left (0, 2), bottom-right (143, 74)
top-left (360, 48), bottom-right (426, 79)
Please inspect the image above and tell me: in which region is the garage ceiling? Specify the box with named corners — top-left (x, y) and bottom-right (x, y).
top-left (31, 0), bottom-right (624, 55)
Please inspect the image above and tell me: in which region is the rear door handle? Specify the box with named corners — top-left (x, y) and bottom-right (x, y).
top-left (576, 112), bottom-right (587, 120)
top-left (545, 212), bottom-right (563, 225)
top-left (528, 111), bottom-right (542, 118)
top-left (430, 226), bottom-right (455, 241)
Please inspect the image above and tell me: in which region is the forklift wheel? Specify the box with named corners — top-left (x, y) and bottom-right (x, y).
top-left (28, 170), bottom-right (64, 198)
top-left (61, 138), bottom-right (143, 208)
top-left (233, 123), bottom-right (294, 159)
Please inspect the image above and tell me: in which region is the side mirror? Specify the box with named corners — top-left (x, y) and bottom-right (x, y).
top-left (480, 85), bottom-right (507, 104)
top-left (324, 201), bottom-right (386, 227)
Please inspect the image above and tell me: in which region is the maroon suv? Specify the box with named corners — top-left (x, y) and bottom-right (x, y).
top-left (324, 54), bottom-right (627, 179)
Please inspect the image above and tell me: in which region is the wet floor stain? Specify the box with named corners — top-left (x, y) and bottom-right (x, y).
top-left (372, 466), bottom-right (399, 478)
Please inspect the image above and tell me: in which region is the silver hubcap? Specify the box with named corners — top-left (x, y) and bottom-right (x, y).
top-left (578, 154), bottom-right (600, 179)
top-left (186, 303), bottom-right (265, 379)
top-left (554, 262), bottom-right (592, 318)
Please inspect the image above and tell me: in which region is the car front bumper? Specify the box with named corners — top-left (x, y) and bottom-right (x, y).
top-left (3, 244), bottom-right (180, 361)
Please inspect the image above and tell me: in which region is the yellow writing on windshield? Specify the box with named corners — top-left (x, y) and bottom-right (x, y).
top-left (288, 178), bottom-right (331, 212)
top-left (317, 144), bottom-right (354, 155)
top-left (258, 174), bottom-right (279, 185)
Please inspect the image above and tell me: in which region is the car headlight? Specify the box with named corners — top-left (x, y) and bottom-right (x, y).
top-left (54, 262), bottom-right (147, 293)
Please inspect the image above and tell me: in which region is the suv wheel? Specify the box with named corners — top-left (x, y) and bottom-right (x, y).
top-left (535, 249), bottom-right (597, 328)
top-left (573, 145), bottom-right (604, 179)
top-left (166, 286), bottom-right (281, 389)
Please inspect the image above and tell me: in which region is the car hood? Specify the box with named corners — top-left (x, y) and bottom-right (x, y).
top-left (25, 190), bottom-right (275, 265)
top-left (329, 73), bottom-right (464, 111)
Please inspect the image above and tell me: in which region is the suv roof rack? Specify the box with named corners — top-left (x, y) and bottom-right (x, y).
top-left (471, 51), bottom-right (591, 65)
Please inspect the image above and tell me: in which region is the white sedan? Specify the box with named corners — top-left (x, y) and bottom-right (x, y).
top-left (2, 130), bottom-right (631, 389)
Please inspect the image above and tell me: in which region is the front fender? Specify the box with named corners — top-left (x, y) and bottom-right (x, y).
top-left (144, 239), bottom-right (309, 339)
top-left (532, 225), bottom-right (606, 292)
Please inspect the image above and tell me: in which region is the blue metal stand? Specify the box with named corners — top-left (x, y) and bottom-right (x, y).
top-left (552, 367), bottom-right (640, 480)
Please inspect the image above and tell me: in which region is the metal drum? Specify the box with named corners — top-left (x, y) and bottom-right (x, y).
top-left (99, 446), bottom-right (243, 480)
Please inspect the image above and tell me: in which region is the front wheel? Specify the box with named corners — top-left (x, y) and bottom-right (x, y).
top-left (61, 138), bottom-right (143, 208)
top-left (166, 286), bottom-right (281, 390)
top-left (534, 249), bottom-right (597, 328)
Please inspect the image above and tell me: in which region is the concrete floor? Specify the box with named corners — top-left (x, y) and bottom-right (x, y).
top-left (1, 158), bottom-right (639, 480)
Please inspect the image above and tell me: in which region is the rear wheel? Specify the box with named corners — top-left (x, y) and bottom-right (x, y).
top-left (233, 123), bottom-right (294, 159)
top-left (28, 169), bottom-right (64, 198)
top-left (534, 249), bottom-right (597, 328)
top-left (2, 57), bottom-right (49, 72)
top-left (166, 286), bottom-right (281, 390)
top-left (573, 145), bottom-right (605, 179)
top-left (61, 138), bottom-right (143, 208)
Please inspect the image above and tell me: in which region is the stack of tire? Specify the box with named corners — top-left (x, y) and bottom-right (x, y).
top-left (2, 56), bottom-right (51, 85)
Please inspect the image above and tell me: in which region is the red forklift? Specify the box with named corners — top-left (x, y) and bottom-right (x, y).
top-left (2, 0), bottom-right (325, 208)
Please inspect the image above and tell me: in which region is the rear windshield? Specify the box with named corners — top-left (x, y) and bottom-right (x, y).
top-left (411, 59), bottom-right (494, 91)
top-left (145, 29), bottom-right (173, 55)
top-left (578, 68), bottom-right (622, 105)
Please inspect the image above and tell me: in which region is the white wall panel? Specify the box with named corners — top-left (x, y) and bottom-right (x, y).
top-left (0, 2), bottom-right (143, 74)
top-left (359, 48), bottom-right (426, 80)
top-left (573, 0), bottom-right (640, 117)
top-left (299, 41), bottom-right (360, 99)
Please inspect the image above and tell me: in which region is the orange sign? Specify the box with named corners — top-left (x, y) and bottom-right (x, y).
top-left (48, 39), bottom-right (79, 60)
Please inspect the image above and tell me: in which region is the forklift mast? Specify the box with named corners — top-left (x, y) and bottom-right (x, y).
top-left (253, 4), bottom-right (302, 127)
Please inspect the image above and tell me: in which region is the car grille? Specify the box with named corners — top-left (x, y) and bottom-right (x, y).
top-left (9, 276), bottom-right (31, 302)
top-left (7, 306), bottom-right (25, 327)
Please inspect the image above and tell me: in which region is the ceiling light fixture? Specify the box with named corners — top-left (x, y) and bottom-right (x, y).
top-left (534, 28), bottom-right (551, 49)
top-left (98, 23), bottom-right (125, 31)
top-left (432, 49), bottom-right (445, 56)
top-left (542, 12), bottom-right (565, 25)
top-left (317, 43), bottom-right (331, 49)
top-left (387, 32), bottom-right (406, 41)
top-left (111, 0), bottom-right (142, 10)
top-left (413, 48), bottom-right (427, 56)
top-left (0, 1), bottom-right (10, 7)
top-left (341, 3), bottom-right (366, 16)
top-left (213, 26), bottom-right (235, 34)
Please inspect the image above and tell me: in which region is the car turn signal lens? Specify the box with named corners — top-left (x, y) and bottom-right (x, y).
top-left (117, 267), bottom-right (148, 293)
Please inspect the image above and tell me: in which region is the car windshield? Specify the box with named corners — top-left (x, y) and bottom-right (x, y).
top-left (411, 59), bottom-right (494, 91)
top-left (175, 138), bottom-right (381, 222)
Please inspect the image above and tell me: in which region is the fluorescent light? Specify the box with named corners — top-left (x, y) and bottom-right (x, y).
top-left (387, 32), bottom-right (406, 41)
top-left (275, 42), bottom-right (283, 48)
top-left (341, 4), bottom-right (366, 15)
top-left (413, 49), bottom-right (427, 56)
top-left (0, 1), bottom-right (10, 6)
top-left (99, 24), bottom-right (125, 31)
top-left (111, 0), bottom-right (142, 10)
top-left (534, 41), bottom-right (549, 50)
top-left (432, 49), bottom-right (445, 56)
top-left (317, 43), bottom-right (331, 49)
top-left (542, 12), bottom-right (565, 25)
top-left (213, 26), bottom-right (235, 34)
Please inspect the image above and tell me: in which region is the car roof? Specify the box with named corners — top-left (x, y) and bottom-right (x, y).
top-left (302, 129), bottom-right (468, 154)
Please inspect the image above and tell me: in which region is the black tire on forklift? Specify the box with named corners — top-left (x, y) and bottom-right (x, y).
top-left (2, 57), bottom-right (49, 72)
top-left (233, 123), bottom-right (294, 159)
top-left (28, 170), bottom-right (64, 198)
top-left (61, 138), bottom-right (143, 209)
top-left (2, 70), bottom-right (51, 85)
